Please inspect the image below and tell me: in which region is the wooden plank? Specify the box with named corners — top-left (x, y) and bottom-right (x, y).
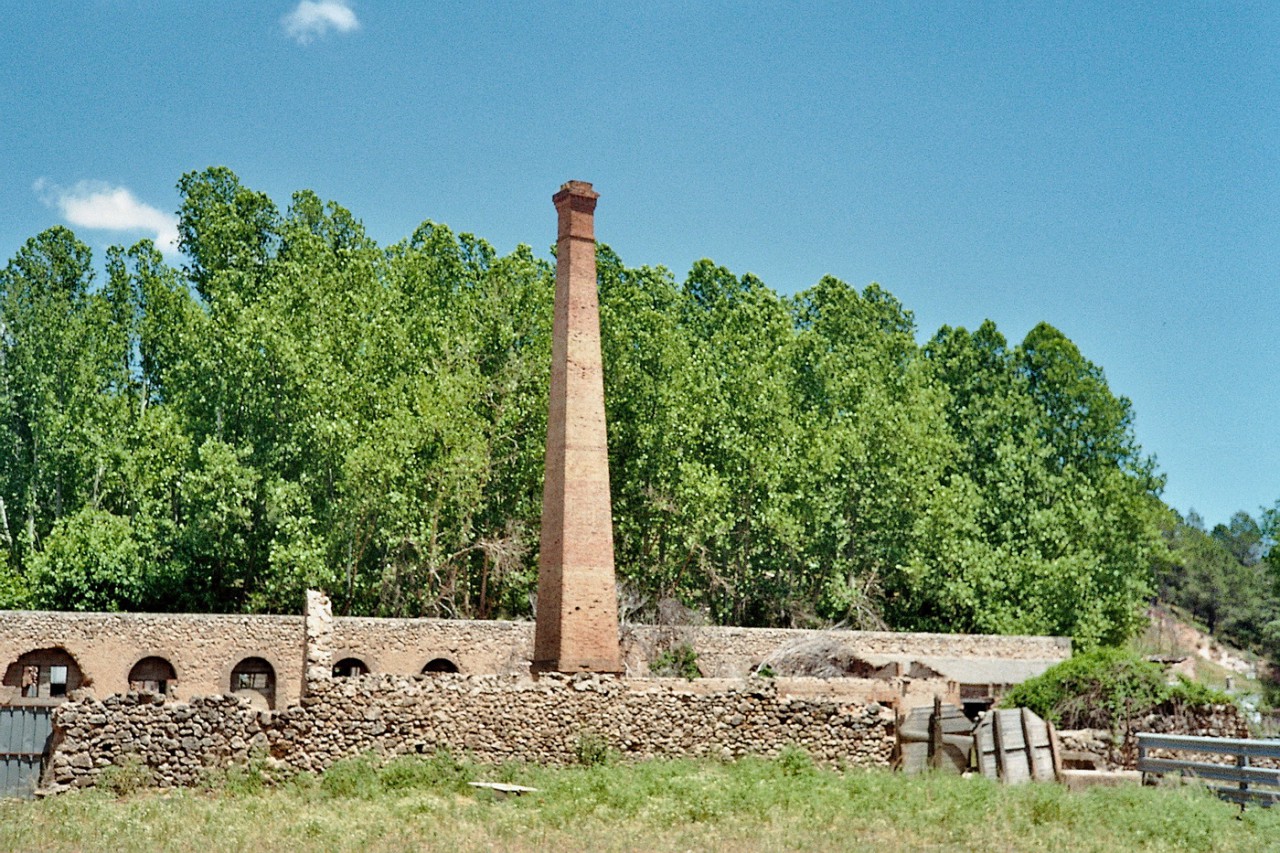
top-left (1047, 722), bottom-right (1063, 782)
top-left (1000, 710), bottom-right (1026, 750)
top-left (1002, 752), bottom-right (1032, 783)
top-left (899, 707), bottom-right (931, 742)
top-left (936, 743), bottom-right (969, 773)
top-left (900, 741), bottom-right (929, 774)
top-left (1021, 708), bottom-right (1039, 781)
top-left (974, 717), bottom-right (998, 780)
top-left (929, 696), bottom-right (943, 771)
top-left (967, 709), bottom-right (1057, 785)
top-left (992, 710), bottom-right (1006, 782)
top-left (998, 710), bottom-right (1031, 784)
top-left (470, 782), bottom-right (538, 794)
top-left (1023, 709), bottom-right (1055, 781)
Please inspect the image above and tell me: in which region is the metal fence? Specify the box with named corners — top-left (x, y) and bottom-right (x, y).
top-left (1137, 732), bottom-right (1280, 807)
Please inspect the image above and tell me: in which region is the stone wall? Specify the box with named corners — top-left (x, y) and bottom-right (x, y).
top-left (0, 609), bottom-right (1071, 709)
top-left (0, 611), bottom-right (303, 707)
top-left (666, 626), bottom-right (1070, 679)
top-left (43, 673), bottom-right (897, 792)
top-left (1058, 703), bottom-right (1250, 770)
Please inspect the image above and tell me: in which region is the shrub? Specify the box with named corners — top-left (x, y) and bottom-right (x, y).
top-left (380, 750), bottom-right (475, 792)
top-left (649, 643), bottom-right (701, 680)
top-left (574, 732), bottom-right (612, 766)
top-left (28, 509), bottom-right (146, 611)
top-left (776, 745), bottom-right (815, 777)
top-left (1167, 674), bottom-right (1233, 708)
top-left (0, 555), bottom-right (28, 609)
top-left (98, 754), bottom-right (153, 796)
top-left (320, 755), bottom-right (381, 798)
top-left (1002, 647), bottom-right (1231, 729)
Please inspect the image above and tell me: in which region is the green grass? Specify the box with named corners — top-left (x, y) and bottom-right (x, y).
top-left (3, 753), bottom-right (1279, 852)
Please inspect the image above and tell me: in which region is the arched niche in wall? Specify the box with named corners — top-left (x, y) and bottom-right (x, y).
top-left (332, 657), bottom-right (369, 678)
top-left (422, 657), bottom-right (460, 675)
top-left (2, 647), bottom-right (84, 702)
top-left (230, 656), bottom-right (276, 709)
top-left (128, 656), bottom-right (178, 696)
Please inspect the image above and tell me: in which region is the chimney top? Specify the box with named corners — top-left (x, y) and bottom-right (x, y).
top-left (553, 180), bottom-right (599, 203)
top-left (553, 181), bottom-right (599, 240)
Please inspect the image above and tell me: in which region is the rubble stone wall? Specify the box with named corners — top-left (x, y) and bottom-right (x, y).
top-left (43, 673), bottom-right (897, 791)
top-left (1058, 703), bottom-right (1250, 770)
top-left (673, 626), bottom-right (1071, 678)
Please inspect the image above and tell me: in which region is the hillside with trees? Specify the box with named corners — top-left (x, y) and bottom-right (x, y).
top-left (1, 167), bottom-right (1264, 653)
top-left (1152, 508), bottom-right (1280, 678)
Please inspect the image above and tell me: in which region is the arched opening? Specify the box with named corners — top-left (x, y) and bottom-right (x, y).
top-left (332, 657), bottom-right (369, 678)
top-left (230, 657), bottom-right (276, 709)
top-left (128, 656), bottom-right (177, 695)
top-left (3, 648), bottom-right (83, 701)
top-left (422, 658), bottom-right (459, 675)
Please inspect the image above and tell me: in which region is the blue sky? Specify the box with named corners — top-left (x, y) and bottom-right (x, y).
top-left (2, 2), bottom-right (1276, 527)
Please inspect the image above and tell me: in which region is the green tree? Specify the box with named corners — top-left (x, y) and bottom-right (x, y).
top-left (28, 508), bottom-right (145, 611)
top-left (789, 276), bottom-right (952, 628)
top-left (919, 321), bottom-right (1160, 646)
top-left (0, 228), bottom-right (134, 573)
top-left (0, 166), bottom-right (1180, 651)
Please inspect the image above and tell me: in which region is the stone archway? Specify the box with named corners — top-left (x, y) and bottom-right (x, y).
top-left (230, 657), bottom-right (276, 709)
top-left (422, 658), bottom-right (459, 675)
top-left (3, 648), bottom-right (83, 702)
top-left (128, 656), bottom-right (177, 696)
top-left (332, 657), bottom-right (369, 678)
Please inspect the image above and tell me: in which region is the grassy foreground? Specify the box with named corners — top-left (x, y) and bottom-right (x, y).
top-left (3, 751), bottom-right (1277, 852)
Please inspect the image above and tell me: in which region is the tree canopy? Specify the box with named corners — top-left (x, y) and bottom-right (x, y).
top-left (0, 168), bottom-right (1173, 646)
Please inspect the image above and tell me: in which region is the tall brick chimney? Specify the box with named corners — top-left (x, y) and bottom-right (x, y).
top-left (532, 180), bottom-right (622, 674)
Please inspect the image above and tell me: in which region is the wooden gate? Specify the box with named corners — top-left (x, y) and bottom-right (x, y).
top-left (0, 706), bottom-right (53, 799)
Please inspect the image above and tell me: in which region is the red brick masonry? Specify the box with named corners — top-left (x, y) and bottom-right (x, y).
top-left (534, 181), bottom-right (622, 673)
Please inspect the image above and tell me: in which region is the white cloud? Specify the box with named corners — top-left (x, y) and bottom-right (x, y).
top-left (34, 179), bottom-right (180, 256)
top-left (282, 1), bottom-right (359, 45)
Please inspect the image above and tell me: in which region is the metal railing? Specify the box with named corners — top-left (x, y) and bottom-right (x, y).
top-left (1137, 733), bottom-right (1280, 806)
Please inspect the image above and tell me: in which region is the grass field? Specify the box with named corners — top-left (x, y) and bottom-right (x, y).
top-left (3, 751), bottom-right (1277, 852)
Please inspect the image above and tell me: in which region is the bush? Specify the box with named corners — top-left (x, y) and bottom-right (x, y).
top-left (319, 755), bottom-right (381, 798)
top-left (776, 745), bottom-right (815, 777)
top-left (649, 643), bottom-right (701, 680)
top-left (98, 755), bottom-right (153, 796)
top-left (28, 509), bottom-right (146, 611)
top-left (1002, 647), bottom-right (1231, 729)
top-left (1167, 674), bottom-right (1233, 707)
top-left (380, 750), bottom-right (475, 792)
top-left (574, 732), bottom-right (612, 766)
top-left (0, 555), bottom-right (29, 609)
